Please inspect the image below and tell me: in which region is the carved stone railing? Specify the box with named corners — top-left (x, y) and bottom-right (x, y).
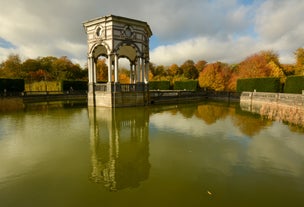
top-left (95, 84), bottom-right (108, 92)
top-left (94, 83), bottom-right (148, 92)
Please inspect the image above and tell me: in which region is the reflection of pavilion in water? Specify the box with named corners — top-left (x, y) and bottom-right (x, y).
top-left (88, 107), bottom-right (150, 191)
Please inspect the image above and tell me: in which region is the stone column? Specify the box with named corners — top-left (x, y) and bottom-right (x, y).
top-left (107, 55), bottom-right (112, 83)
top-left (130, 63), bottom-right (134, 84)
top-left (134, 62), bottom-right (137, 83)
top-left (144, 60), bottom-right (149, 83)
top-left (87, 55), bottom-right (96, 106)
top-left (141, 57), bottom-right (145, 83)
top-left (88, 56), bottom-right (93, 84)
top-left (114, 54), bottom-right (119, 83)
top-left (93, 58), bottom-right (97, 83)
top-left (137, 58), bottom-right (141, 83)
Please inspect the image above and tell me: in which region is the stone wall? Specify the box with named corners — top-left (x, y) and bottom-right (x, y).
top-left (240, 92), bottom-right (304, 127)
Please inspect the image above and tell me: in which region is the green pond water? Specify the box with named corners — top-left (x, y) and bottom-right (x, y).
top-left (0, 100), bottom-right (304, 207)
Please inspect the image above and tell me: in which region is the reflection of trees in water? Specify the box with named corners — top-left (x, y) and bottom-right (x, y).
top-left (150, 101), bottom-right (304, 140)
top-left (194, 101), bottom-right (273, 136)
top-left (178, 105), bottom-right (197, 118)
top-left (195, 102), bottom-right (230, 125)
top-left (0, 98), bottom-right (24, 112)
top-left (260, 103), bottom-right (304, 128)
top-left (241, 101), bottom-right (304, 134)
top-left (287, 124), bottom-right (304, 133)
top-left (89, 107), bottom-right (150, 191)
top-left (231, 111), bottom-right (272, 137)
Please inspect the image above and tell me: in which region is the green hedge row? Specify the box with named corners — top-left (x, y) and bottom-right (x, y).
top-left (237, 77), bottom-right (281, 93)
top-left (284, 76), bottom-right (304, 94)
top-left (149, 81), bottom-right (170, 90)
top-left (174, 80), bottom-right (198, 91)
top-left (0, 78), bottom-right (25, 92)
top-left (62, 80), bottom-right (87, 91)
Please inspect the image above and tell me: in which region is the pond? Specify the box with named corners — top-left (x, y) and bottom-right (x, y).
top-left (0, 100), bottom-right (304, 207)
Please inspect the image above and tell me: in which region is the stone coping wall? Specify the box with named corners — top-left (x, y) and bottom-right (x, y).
top-left (240, 92), bottom-right (304, 127)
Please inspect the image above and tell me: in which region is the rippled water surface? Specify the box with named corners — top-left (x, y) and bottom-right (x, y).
top-left (0, 101), bottom-right (304, 207)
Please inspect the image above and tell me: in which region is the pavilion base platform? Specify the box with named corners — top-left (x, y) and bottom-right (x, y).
top-left (88, 83), bottom-right (149, 108)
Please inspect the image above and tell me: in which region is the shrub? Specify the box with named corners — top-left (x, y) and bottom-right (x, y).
top-left (174, 80), bottom-right (198, 91)
top-left (0, 78), bottom-right (25, 92)
top-left (62, 80), bottom-right (88, 91)
top-left (25, 81), bottom-right (61, 91)
top-left (284, 76), bottom-right (304, 94)
top-left (237, 77), bottom-right (281, 92)
top-left (149, 81), bottom-right (170, 90)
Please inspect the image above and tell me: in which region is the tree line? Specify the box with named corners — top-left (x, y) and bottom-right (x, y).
top-left (1, 47), bottom-right (303, 92)
top-left (148, 48), bottom-right (304, 91)
top-left (0, 55), bottom-right (87, 81)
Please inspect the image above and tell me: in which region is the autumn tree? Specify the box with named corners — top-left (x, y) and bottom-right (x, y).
top-left (150, 64), bottom-right (166, 80)
top-left (198, 62), bottom-right (232, 91)
top-left (28, 69), bottom-right (49, 81)
top-left (167, 63), bottom-right (179, 77)
top-left (22, 58), bottom-right (50, 81)
top-left (119, 68), bottom-right (130, 83)
top-left (238, 50), bottom-right (278, 78)
top-left (0, 54), bottom-right (23, 78)
top-left (96, 58), bottom-right (108, 82)
top-left (267, 61), bottom-right (286, 83)
top-left (281, 64), bottom-right (295, 76)
top-left (294, 47), bottom-right (304, 75)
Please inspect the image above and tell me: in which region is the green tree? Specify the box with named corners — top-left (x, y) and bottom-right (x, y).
top-left (66, 64), bottom-right (86, 80)
top-left (38, 56), bottom-right (58, 73)
top-left (180, 60), bottom-right (198, 79)
top-left (195, 60), bottom-right (207, 73)
top-left (51, 56), bottom-right (73, 80)
top-left (22, 58), bottom-right (41, 72)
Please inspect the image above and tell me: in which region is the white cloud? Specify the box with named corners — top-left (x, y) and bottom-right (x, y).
top-left (0, 0), bottom-right (303, 67)
top-left (254, 0), bottom-right (304, 63)
top-left (151, 35), bottom-right (259, 65)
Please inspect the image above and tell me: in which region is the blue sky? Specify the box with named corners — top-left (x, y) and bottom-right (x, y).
top-left (0, 0), bottom-right (303, 66)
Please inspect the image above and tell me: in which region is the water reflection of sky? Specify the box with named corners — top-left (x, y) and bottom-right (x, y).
top-left (150, 111), bottom-right (304, 178)
top-left (150, 111), bottom-right (246, 139)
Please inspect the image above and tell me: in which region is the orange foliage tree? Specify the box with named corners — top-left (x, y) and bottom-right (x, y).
top-left (119, 68), bottom-right (130, 83)
top-left (96, 58), bottom-right (108, 82)
top-left (237, 50), bottom-right (279, 78)
top-left (198, 62), bottom-right (233, 91)
top-left (294, 47), bottom-right (304, 75)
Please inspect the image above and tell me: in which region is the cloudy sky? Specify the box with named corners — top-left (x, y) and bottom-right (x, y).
top-left (0, 0), bottom-right (303, 67)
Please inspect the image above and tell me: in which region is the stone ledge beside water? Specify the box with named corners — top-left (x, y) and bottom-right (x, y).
top-left (240, 92), bottom-right (304, 127)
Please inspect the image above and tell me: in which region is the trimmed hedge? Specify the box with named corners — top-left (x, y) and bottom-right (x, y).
top-left (284, 76), bottom-right (304, 94)
top-left (149, 81), bottom-right (170, 90)
top-left (25, 81), bottom-right (61, 91)
top-left (174, 80), bottom-right (198, 91)
top-left (237, 77), bottom-right (281, 93)
top-left (0, 78), bottom-right (25, 92)
top-left (62, 80), bottom-right (88, 91)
